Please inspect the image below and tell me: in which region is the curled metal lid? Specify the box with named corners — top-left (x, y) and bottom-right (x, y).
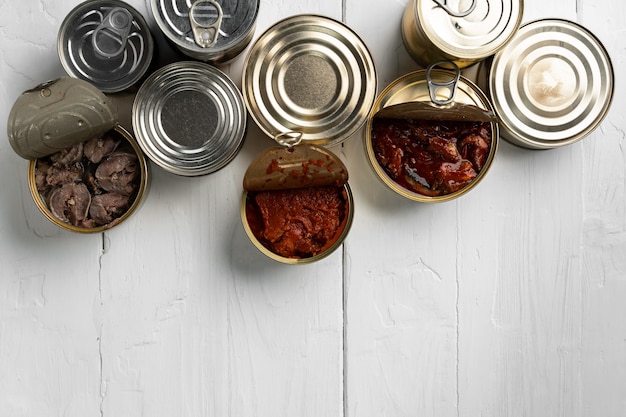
top-left (242, 14), bottom-right (378, 147)
top-left (132, 61), bottom-right (246, 176)
top-left (489, 19), bottom-right (614, 148)
top-left (58, 0), bottom-right (154, 93)
top-left (151, 0), bottom-right (259, 62)
top-left (415, 0), bottom-right (523, 60)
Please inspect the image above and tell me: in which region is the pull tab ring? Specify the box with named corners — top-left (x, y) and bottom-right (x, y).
top-left (92, 7), bottom-right (133, 58)
top-left (190, 0), bottom-right (223, 48)
top-left (426, 61), bottom-right (461, 105)
top-left (432, 0), bottom-right (477, 18)
top-left (274, 131), bottom-right (303, 148)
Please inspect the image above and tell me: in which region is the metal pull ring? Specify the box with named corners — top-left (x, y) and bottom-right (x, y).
top-left (190, 0), bottom-right (223, 48)
top-left (426, 61), bottom-right (461, 105)
top-left (92, 7), bottom-right (133, 58)
top-left (432, 0), bottom-right (477, 18)
top-left (274, 131), bottom-right (303, 148)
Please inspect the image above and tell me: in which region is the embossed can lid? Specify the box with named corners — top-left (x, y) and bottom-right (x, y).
top-left (58, 0), bottom-right (154, 93)
top-left (489, 19), bottom-right (614, 149)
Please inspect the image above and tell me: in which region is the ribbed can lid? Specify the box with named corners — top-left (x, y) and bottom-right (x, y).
top-left (489, 19), bottom-right (614, 148)
top-left (132, 61), bottom-right (246, 176)
top-left (58, 0), bottom-right (154, 93)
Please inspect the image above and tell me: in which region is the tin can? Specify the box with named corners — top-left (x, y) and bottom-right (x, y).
top-left (7, 78), bottom-right (148, 232)
top-left (488, 19), bottom-right (614, 149)
top-left (242, 14), bottom-right (377, 147)
top-left (241, 133), bottom-right (354, 264)
top-left (401, 0), bottom-right (523, 69)
top-left (364, 63), bottom-right (499, 202)
top-left (58, 0), bottom-right (154, 93)
top-left (132, 61), bottom-right (247, 176)
top-left (151, 0), bottom-right (259, 63)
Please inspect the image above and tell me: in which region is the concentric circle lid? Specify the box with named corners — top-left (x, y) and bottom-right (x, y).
top-left (417, 0), bottom-right (523, 59)
top-left (489, 19), bottom-right (614, 148)
top-left (132, 61), bottom-right (246, 176)
top-left (151, 0), bottom-right (259, 59)
top-left (58, 0), bottom-right (154, 93)
top-left (242, 14), bottom-right (378, 147)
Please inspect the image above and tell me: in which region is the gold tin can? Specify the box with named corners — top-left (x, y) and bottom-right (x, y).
top-left (364, 64), bottom-right (499, 202)
top-left (241, 133), bottom-right (354, 264)
top-left (242, 15), bottom-right (377, 147)
top-left (401, 0), bottom-right (523, 69)
top-left (488, 19), bottom-right (614, 149)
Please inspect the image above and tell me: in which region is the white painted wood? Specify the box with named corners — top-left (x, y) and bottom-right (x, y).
top-left (1, 0), bottom-right (625, 416)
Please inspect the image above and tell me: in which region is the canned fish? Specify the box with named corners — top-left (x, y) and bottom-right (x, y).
top-left (151, 0), bottom-right (259, 63)
top-left (365, 63), bottom-right (499, 202)
top-left (132, 61), bottom-right (247, 176)
top-left (58, 0), bottom-right (154, 93)
top-left (488, 19), bottom-right (614, 149)
top-left (241, 133), bottom-right (354, 264)
top-left (401, 0), bottom-right (523, 69)
top-left (242, 14), bottom-right (377, 147)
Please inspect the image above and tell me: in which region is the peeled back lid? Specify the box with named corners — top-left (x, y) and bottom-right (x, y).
top-left (7, 78), bottom-right (117, 160)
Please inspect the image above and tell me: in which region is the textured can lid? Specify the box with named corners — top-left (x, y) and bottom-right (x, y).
top-left (242, 14), bottom-right (378, 147)
top-left (489, 19), bottom-right (614, 148)
top-left (151, 0), bottom-right (259, 61)
top-left (416, 0), bottom-right (523, 60)
top-left (58, 0), bottom-right (154, 93)
top-left (132, 61), bottom-right (246, 176)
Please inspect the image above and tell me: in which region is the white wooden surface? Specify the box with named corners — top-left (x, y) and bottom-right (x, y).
top-left (1, 0), bottom-right (624, 416)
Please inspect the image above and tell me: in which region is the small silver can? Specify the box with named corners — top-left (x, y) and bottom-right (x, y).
top-left (151, 0), bottom-right (259, 63)
top-left (488, 19), bottom-right (614, 149)
top-left (58, 0), bottom-right (154, 93)
top-left (401, 0), bottom-right (523, 69)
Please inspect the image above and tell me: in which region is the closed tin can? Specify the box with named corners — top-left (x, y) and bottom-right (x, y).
top-left (364, 63), bottom-right (499, 202)
top-left (401, 0), bottom-right (523, 69)
top-left (7, 78), bottom-right (148, 232)
top-left (132, 61), bottom-right (246, 176)
top-left (151, 0), bottom-right (259, 63)
top-left (242, 14), bottom-right (377, 147)
top-left (488, 19), bottom-right (614, 149)
top-left (58, 0), bottom-right (154, 93)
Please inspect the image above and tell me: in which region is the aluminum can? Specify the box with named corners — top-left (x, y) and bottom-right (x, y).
top-left (488, 19), bottom-right (614, 149)
top-left (58, 0), bottom-right (154, 93)
top-left (401, 0), bottom-right (523, 69)
top-left (242, 14), bottom-right (377, 147)
top-left (364, 64), bottom-right (499, 202)
top-left (132, 61), bottom-right (247, 176)
top-left (151, 0), bottom-right (259, 63)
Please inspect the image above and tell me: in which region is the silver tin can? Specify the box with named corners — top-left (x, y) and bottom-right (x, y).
top-left (151, 0), bottom-right (259, 63)
top-left (58, 0), bottom-right (154, 93)
top-left (242, 14), bottom-right (377, 147)
top-left (401, 0), bottom-right (523, 69)
top-left (488, 19), bottom-right (614, 149)
top-left (132, 61), bottom-right (247, 176)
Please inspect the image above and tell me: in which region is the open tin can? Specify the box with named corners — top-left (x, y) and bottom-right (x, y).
top-left (241, 132), bottom-right (354, 264)
top-left (365, 62), bottom-right (499, 202)
top-left (401, 0), bottom-right (523, 69)
top-left (242, 14), bottom-right (377, 147)
top-left (7, 78), bottom-right (149, 233)
top-left (58, 0), bottom-right (154, 93)
top-left (150, 0), bottom-right (259, 63)
top-left (488, 19), bottom-right (614, 149)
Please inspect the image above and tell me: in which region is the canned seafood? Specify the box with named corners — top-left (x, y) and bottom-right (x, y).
top-left (365, 63), bottom-right (499, 202)
top-left (242, 14), bottom-right (377, 147)
top-left (58, 0), bottom-right (154, 93)
top-left (132, 61), bottom-right (247, 176)
top-left (401, 0), bottom-right (523, 69)
top-left (488, 19), bottom-right (614, 149)
top-left (151, 0), bottom-right (259, 63)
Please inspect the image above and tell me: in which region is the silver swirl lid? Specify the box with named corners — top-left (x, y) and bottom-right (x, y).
top-left (132, 61), bottom-right (246, 176)
top-left (489, 19), bottom-right (614, 148)
top-left (58, 0), bottom-right (154, 93)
